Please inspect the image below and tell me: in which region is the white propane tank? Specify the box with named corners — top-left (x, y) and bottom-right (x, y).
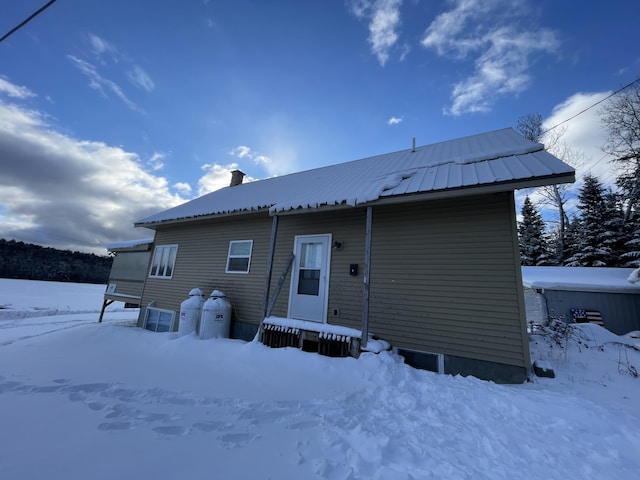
top-left (178, 288), bottom-right (205, 336)
top-left (199, 290), bottom-right (232, 340)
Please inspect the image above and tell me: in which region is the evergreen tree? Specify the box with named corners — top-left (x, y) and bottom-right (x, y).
top-left (516, 113), bottom-right (579, 264)
top-left (602, 191), bottom-right (627, 265)
top-left (621, 210), bottom-right (640, 267)
top-left (562, 217), bottom-right (581, 265)
top-left (518, 196), bottom-right (551, 265)
top-left (0, 239), bottom-right (112, 283)
top-left (565, 175), bottom-right (616, 266)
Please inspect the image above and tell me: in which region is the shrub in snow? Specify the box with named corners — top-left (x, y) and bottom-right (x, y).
top-left (530, 320), bottom-right (639, 380)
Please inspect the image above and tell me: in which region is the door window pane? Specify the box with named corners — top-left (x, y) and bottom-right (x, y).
top-left (300, 242), bottom-right (322, 269)
top-left (297, 269), bottom-right (320, 295)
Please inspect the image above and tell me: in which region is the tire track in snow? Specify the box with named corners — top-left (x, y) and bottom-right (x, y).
top-left (0, 320), bottom-right (95, 346)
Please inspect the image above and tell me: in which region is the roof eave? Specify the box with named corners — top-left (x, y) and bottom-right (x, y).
top-left (135, 171), bottom-right (576, 224)
top-left (273, 172), bottom-right (576, 215)
top-left (134, 207), bottom-right (272, 229)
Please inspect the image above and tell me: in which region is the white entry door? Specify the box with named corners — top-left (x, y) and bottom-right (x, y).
top-left (288, 234), bottom-right (331, 322)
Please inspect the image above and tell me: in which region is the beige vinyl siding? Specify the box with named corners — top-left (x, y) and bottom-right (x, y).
top-left (107, 279), bottom-right (145, 299)
top-left (267, 209), bottom-right (366, 327)
top-left (267, 193), bottom-right (528, 368)
top-left (368, 192), bottom-right (529, 367)
top-left (138, 191), bottom-right (529, 369)
top-left (139, 213), bottom-right (273, 325)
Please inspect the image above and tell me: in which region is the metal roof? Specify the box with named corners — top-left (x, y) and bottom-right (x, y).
top-left (106, 237), bottom-right (154, 251)
top-left (136, 128), bottom-right (575, 226)
top-left (522, 267), bottom-right (640, 293)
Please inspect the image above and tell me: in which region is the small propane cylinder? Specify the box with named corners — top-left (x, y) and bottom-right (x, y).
top-left (199, 290), bottom-right (232, 340)
top-left (177, 288), bottom-right (205, 336)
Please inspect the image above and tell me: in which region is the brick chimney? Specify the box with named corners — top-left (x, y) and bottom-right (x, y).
top-left (230, 169), bottom-right (245, 187)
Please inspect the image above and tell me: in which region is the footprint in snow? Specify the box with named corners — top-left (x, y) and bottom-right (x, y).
top-left (219, 432), bottom-right (260, 448)
top-left (153, 425), bottom-right (186, 436)
top-left (98, 421), bottom-right (132, 431)
top-left (191, 420), bottom-right (226, 433)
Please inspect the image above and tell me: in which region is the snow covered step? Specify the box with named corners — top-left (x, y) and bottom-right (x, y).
top-left (260, 317), bottom-right (362, 358)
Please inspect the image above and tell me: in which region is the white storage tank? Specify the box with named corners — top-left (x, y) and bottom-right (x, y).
top-left (178, 288), bottom-right (205, 336)
top-left (199, 290), bottom-right (232, 340)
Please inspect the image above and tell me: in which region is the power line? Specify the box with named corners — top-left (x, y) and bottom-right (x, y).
top-left (541, 76), bottom-right (640, 136)
top-left (0, 0), bottom-right (58, 44)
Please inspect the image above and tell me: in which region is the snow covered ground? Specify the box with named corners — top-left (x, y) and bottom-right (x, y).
top-left (1, 278), bottom-right (639, 479)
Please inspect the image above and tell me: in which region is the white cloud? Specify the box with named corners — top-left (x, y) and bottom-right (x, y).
top-left (421, 0), bottom-right (490, 56)
top-left (127, 66), bottom-right (155, 92)
top-left (229, 145), bottom-right (253, 159)
top-left (197, 163), bottom-right (239, 196)
top-left (0, 76), bottom-right (36, 99)
top-left (399, 43), bottom-right (410, 62)
top-left (516, 90), bottom-right (614, 222)
top-left (197, 163), bottom-right (257, 196)
top-left (67, 55), bottom-right (144, 113)
top-left (421, 0), bottom-right (558, 115)
top-left (229, 145), bottom-right (273, 170)
top-left (349, 0), bottom-right (403, 66)
top-left (0, 79), bottom-right (184, 254)
top-left (88, 33), bottom-right (117, 58)
top-left (254, 155), bottom-right (271, 166)
top-left (147, 152), bottom-right (165, 171)
top-left (542, 91), bottom-right (613, 186)
top-left (173, 182), bottom-right (192, 195)
top-left (387, 116), bottom-right (402, 125)
top-left (71, 34), bottom-right (154, 111)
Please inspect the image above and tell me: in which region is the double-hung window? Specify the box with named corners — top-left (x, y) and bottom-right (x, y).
top-left (148, 244), bottom-right (178, 278)
top-left (226, 240), bottom-right (253, 273)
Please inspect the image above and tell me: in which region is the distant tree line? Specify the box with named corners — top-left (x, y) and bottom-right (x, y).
top-left (0, 239), bottom-right (112, 284)
top-left (517, 83), bottom-right (640, 267)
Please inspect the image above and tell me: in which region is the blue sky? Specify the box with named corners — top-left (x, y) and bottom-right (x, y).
top-left (0, 0), bottom-right (638, 253)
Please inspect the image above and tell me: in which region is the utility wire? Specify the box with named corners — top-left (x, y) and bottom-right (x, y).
top-left (554, 76), bottom-right (640, 187)
top-left (0, 0), bottom-right (58, 44)
top-left (541, 76), bottom-right (640, 136)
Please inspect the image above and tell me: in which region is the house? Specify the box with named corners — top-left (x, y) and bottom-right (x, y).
top-left (132, 128), bottom-right (575, 383)
top-left (522, 266), bottom-right (640, 335)
top-left (99, 237), bottom-right (154, 322)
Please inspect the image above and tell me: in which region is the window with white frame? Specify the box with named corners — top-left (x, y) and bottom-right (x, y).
top-left (226, 240), bottom-right (253, 273)
top-left (148, 244), bottom-right (178, 278)
top-left (144, 307), bottom-right (175, 332)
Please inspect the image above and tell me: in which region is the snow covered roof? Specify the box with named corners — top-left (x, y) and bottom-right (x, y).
top-left (106, 237), bottom-right (154, 251)
top-left (136, 128), bottom-right (575, 226)
top-left (522, 266), bottom-right (640, 293)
